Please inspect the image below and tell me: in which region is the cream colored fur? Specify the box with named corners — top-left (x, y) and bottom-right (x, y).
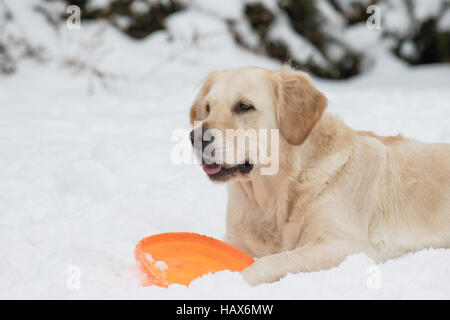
top-left (189, 66), bottom-right (450, 286)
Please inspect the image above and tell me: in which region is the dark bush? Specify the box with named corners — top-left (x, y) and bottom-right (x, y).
top-left (244, 3), bottom-right (274, 38)
top-left (278, 0), bottom-right (322, 39)
top-left (58, 0), bottom-right (184, 38)
top-left (33, 0), bottom-right (449, 79)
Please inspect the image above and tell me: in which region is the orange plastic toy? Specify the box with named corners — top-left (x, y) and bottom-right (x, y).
top-left (135, 232), bottom-right (254, 287)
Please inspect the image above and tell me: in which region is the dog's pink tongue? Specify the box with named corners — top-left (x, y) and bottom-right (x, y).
top-left (202, 163), bottom-right (222, 175)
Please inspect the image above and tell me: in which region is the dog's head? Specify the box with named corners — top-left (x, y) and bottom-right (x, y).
top-left (189, 66), bottom-right (327, 183)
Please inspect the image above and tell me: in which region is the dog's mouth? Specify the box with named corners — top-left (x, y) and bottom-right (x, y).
top-left (202, 162), bottom-right (253, 181)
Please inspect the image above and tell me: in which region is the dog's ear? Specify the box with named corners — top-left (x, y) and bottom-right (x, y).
top-left (189, 102), bottom-right (198, 125)
top-left (189, 72), bottom-right (216, 125)
top-left (273, 67), bottom-right (327, 145)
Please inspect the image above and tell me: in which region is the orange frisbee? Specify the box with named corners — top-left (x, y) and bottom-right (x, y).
top-left (135, 232), bottom-right (254, 287)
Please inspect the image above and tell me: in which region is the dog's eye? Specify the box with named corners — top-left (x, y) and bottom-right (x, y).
top-left (205, 104), bottom-right (210, 114)
top-left (235, 102), bottom-right (255, 113)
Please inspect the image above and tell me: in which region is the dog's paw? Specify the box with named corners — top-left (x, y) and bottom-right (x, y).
top-left (241, 257), bottom-right (284, 286)
top-left (241, 263), bottom-right (265, 286)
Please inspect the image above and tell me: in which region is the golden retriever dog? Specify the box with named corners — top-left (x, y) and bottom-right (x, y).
top-left (189, 66), bottom-right (450, 286)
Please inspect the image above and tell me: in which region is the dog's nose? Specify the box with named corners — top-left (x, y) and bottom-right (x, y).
top-left (189, 129), bottom-right (196, 146)
top-left (189, 128), bottom-right (215, 149)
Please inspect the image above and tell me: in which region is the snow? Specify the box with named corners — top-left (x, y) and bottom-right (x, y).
top-left (267, 12), bottom-right (329, 67)
top-left (399, 40), bottom-right (417, 59)
top-left (0, 1), bottom-right (449, 299)
top-left (87, 0), bottom-right (113, 11)
top-left (438, 8), bottom-right (450, 32)
top-left (230, 18), bottom-right (261, 49)
top-left (341, 23), bottom-right (382, 53)
top-left (334, 0), bottom-right (372, 13)
top-left (412, 0), bottom-right (443, 22)
top-left (316, 0), bottom-right (345, 28)
top-left (165, 10), bottom-right (229, 44)
top-left (154, 261), bottom-right (168, 271)
top-left (183, 0), bottom-right (244, 20)
top-left (382, 0), bottom-right (413, 37)
top-left (130, 1), bottom-right (150, 14)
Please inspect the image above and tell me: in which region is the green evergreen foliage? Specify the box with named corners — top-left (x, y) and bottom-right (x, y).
top-left (2, 0), bottom-right (449, 77)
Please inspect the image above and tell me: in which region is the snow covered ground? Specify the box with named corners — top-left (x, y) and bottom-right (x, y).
top-left (0, 1), bottom-right (449, 299)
